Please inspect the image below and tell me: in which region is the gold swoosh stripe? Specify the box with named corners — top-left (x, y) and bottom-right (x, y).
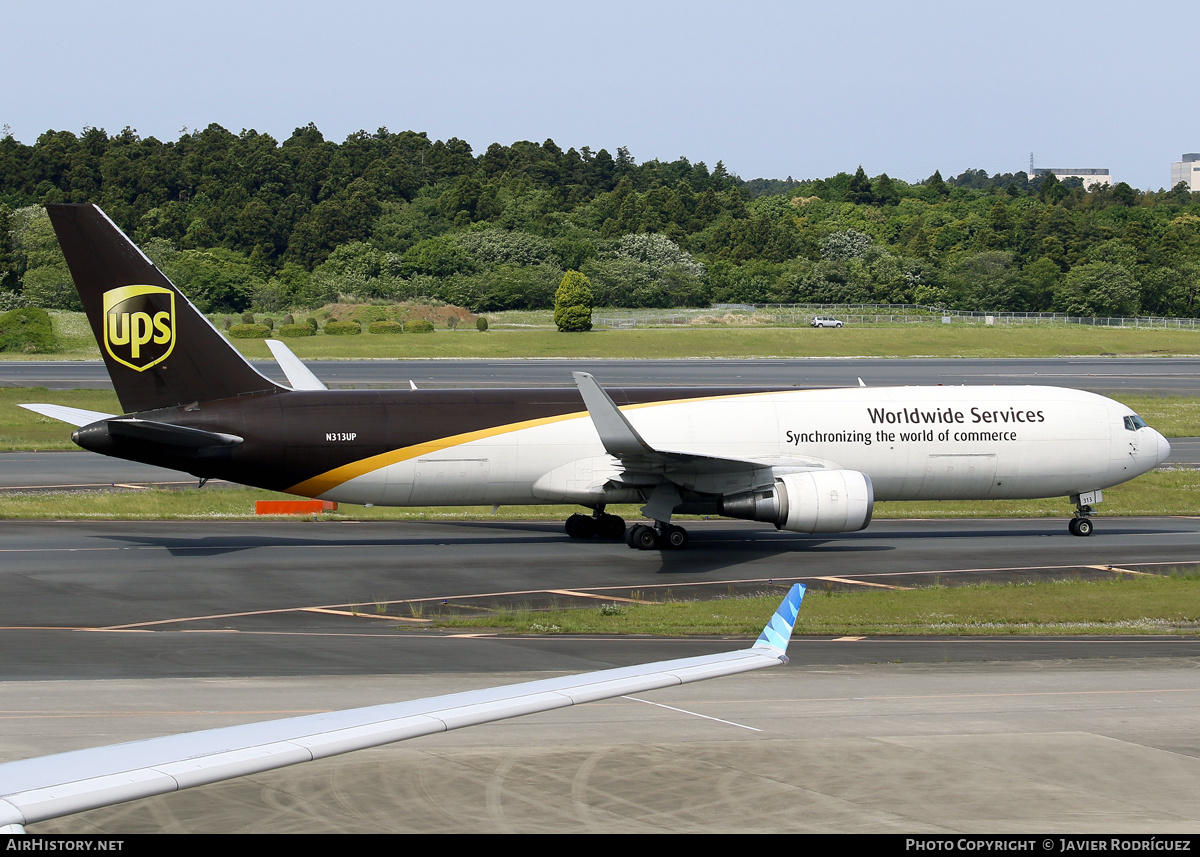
top-left (286, 410), bottom-right (588, 496)
top-left (286, 389), bottom-right (778, 497)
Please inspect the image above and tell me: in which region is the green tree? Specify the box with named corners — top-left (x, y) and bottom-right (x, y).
top-left (925, 170), bottom-right (948, 198)
top-left (554, 270), bottom-right (593, 331)
top-left (846, 166), bottom-right (873, 205)
top-left (944, 251), bottom-right (1026, 310)
top-left (1038, 172), bottom-right (1068, 205)
top-left (0, 204), bottom-right (19, 296)
top-left (1110, 182), bottom-right (1137, 207)
top-left (1054, 262), bottom-right (1140, 317)
top-left (873, 173), bottom-right (900, 207)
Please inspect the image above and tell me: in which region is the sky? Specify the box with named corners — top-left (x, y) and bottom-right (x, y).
top-left (4, 0), bottom-right (1196, 191)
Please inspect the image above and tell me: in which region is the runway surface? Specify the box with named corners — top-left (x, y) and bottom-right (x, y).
top-left (2, 517), bottom-right (1198, 681)
top-left (6, 355), bottom-right (1200, 394)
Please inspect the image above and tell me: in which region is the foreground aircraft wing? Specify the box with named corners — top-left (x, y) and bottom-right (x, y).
top-left (265, 339), bottom-right (328, 391)
top-left (0, 585), bottom-right (804, 832)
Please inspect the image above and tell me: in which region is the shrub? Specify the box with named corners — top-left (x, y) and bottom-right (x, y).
top-left (368, 320), bottom-right (404, 334)
top-left (406, 319), bottom-right (434, 333)
top-left (554, 270), bottom-right (593, 332)
top-left (554, 305), bottom-right (592, 332)
top-left (261, 317), bottom-right (274, 330)
top-left (476, 316), bottom-right (489, 331)
top-left (306, 316), bottom-right (318, 330)
top-left (447, 315), bottom-right (459, 330)
top-left (223, 317), bottom-right (233, 329)
top-left (0, 307), bottom-right (58, 353)
top-left (228, 323), bottom-right (271, 339)
top-left (281, 314), bottom-right (295, 326)
top-left (278, 323), bottom-right (316, 337)
top-left (323, 320), bottom-right (361, 335)
top-left (241, 311), bottom-right (255, 324)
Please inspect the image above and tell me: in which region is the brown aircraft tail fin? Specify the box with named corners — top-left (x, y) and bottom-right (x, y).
top-left (46, 204), bottom-right (284, 414)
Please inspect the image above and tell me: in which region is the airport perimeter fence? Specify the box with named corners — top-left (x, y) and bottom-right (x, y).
top-left (592, 304), bottom-right (1200, 331)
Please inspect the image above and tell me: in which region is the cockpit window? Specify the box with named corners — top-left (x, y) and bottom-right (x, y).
top-left (1123, 414), bottom-right (1148, 431)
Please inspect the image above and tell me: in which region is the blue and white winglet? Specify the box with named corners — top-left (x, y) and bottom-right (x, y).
top-left (0, 584), bottom-right (803, 832)
top-left (753, 582), bottom-right (804, 659)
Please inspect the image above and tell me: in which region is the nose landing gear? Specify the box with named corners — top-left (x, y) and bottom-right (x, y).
top-left (1067, 491), bottom-right (1099, 536)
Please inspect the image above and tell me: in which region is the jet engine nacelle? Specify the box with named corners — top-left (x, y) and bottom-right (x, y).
top-left (720, 470), bottom-right (874, 533)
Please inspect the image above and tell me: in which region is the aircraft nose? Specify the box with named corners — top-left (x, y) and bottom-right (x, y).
top-left (1156, 431), bottom-right (1171, 465)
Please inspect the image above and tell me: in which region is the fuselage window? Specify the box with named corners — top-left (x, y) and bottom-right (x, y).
top-left (1123, 415), bottom-right (1148, 431)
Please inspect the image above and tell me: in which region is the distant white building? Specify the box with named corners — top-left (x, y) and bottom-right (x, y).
top-left (1031, 167), bottom-right (1112, 190)
top-left (1170, 153), bottom-right (1200, 191)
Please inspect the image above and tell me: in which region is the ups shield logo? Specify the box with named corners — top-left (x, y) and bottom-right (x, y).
top-left (102, 285), bottom-right (176, 372)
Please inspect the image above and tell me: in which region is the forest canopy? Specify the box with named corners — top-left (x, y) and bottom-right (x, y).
top-left (2, 124), bottom-right (1198, 317)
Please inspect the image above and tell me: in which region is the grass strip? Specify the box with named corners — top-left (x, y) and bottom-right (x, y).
top-left (428, 571), bottom-right (1200, 637)
top-left (4, 312), bottom-right (1200, 360)
top-left (226, 326), bottom-right (1200, 361)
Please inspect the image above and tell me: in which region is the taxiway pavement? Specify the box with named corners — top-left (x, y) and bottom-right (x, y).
top-left (1, 517), bottom-right (1197, 680)
top-left (6, 356), bottom-right (1200, 394)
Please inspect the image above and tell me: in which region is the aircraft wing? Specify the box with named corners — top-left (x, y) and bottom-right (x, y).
top-left (572, 371), bottom-right (822, 498)
top-left (0, 585), bottom-right (804, 832)
top-left (17, 403), bottom-right (117, 427)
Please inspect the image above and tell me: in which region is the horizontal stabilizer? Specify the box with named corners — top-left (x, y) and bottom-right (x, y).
top-left (0, 585), bottom-right (802, 829)
top-left (265, 340), bottom-right (327, 391)
top-left (18, 403), bottom-right (117, 427)
top-left (71, 418), bottom-right (243, 460)
top-left (104, 419), bottom-right (243, 449)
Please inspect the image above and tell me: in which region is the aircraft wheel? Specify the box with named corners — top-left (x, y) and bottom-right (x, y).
top-left (565, 513), bottom-right (595, 539)
top-left (597, 514), bottom-right (626, 540)
top-left (1070, 517), bottom-right (1093, 537)
top-left (663, 524), bottom-right (689, 550)
top-left (629, 524), bottom-right (659, 550)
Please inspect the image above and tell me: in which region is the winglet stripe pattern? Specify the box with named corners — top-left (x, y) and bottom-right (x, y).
top-left (753, 584), bottom-right (804, 654)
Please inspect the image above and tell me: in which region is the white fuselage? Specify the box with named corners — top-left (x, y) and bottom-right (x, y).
top-left (317, 386), bottom-right (1169, 508)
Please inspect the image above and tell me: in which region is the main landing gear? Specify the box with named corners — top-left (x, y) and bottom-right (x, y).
top-left (562, 509), bottom-right (690, 550)
top-left (564, 509), bottom-right (626, 541)
top-left (625, 522), bottom-right (688, 551)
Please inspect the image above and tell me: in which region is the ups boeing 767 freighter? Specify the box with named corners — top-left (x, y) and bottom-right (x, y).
top-left (22, 205), bottom-right (1170, 548)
